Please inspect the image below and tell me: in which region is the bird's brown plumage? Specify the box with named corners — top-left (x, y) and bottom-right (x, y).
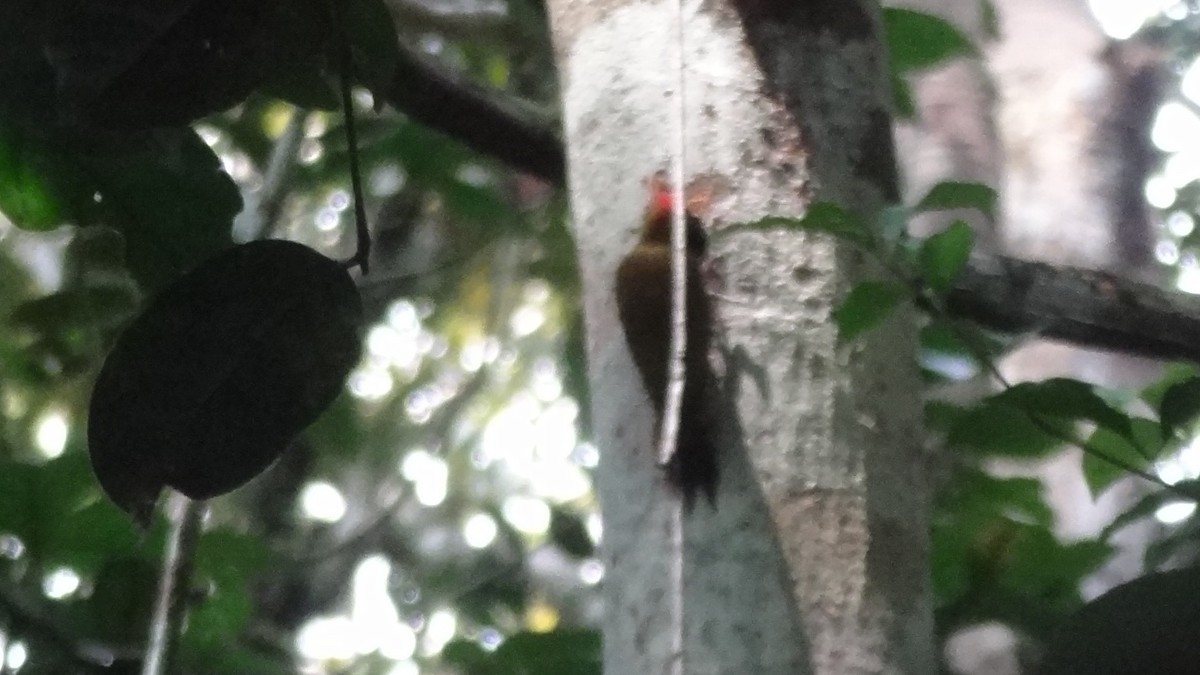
top-left (614, 186), bottom-right (717, 507)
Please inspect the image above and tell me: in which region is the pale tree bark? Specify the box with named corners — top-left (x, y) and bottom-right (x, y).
top-left (545, 1), bottom-right (931, 673)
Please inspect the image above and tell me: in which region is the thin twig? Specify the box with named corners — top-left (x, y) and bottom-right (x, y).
top-left (142, 493), bottom-right (204, 675)
top-left (336, 2), bottom-right (372, 274)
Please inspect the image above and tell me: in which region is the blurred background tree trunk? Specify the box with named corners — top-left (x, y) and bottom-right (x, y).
top-left (893, 0), bottom-right (1168, 672)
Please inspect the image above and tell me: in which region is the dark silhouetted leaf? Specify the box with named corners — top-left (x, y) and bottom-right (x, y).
top-left (88, 240), bottom-right (362, 526)
top-left (1036, 567), bottom-right (1200, 675)
top-left (549, 507), bottom-right (594, 558)
top-left (1160, 375), bottom-right (1200, 440)
top-left (0, 125), bottom-right (241, 291)
top-left (343, 0), bottom-right (400, 99)
top-left (47, 0), bottom-right (327, 129)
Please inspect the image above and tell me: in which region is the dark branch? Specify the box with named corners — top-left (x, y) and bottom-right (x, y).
top-left (949, 255), bottom-right (1200, 363)
top-left (381, 49), bottom-right (1200, 365)
top-left (384, 45), bottom-right (565, 183)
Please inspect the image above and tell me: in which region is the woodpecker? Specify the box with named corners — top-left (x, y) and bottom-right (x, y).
top-left (614, 181), bottom-right (718, 508)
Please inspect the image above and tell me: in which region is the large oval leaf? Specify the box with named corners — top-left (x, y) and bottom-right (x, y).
top-left (48, 0), bottom-right (327, 129)
top-left (1036, 567), bottom-right (1200, 675)
top-left (88, 240), bottom-right (362, 525)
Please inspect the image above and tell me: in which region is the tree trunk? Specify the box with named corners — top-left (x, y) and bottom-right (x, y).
top-left (545, 1), bottom-right (932, 673)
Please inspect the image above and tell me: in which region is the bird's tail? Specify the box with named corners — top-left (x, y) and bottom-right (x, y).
top-left (664, 419), bottom-right (719, 511)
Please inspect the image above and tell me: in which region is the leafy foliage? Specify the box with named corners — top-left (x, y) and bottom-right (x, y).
top-left (0, 2), bottom-right (1191, 675)
top-left (88, 240), bottom-right (363, 526)
top-left (882, 8), bottom-right (977, 118)
top-left (833, 281), bottom-right (907, 343)
top-left (773, 175), bottom-right (1200, 671)
top-left (0, 0), bottom-right (592, 672)
top-left (918, 220), bottom-right (974, 294)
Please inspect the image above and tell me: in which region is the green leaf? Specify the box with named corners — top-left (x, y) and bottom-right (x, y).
top-left (884, 8), bottom-right (978, 73)
top-left (84, 130), bottom-right (243, 290)
top-left (925, 400), bottom-right (965, 433)
top-left (920, 320), bottom-right (999, 382)
top-left (494, 630), bottom-right (602, 673)
top-left (834, 281), bottom-right (908, 343)
top-left (743, 202), bottom-right (870, 246)
top-left (892, 72), bottom-right (916, 120)
top-left (88, 240), bottom-right (364, 526)
top-left (1004, 528), bottom-right (1111, 601)
top-left (0, 454), bottom-right (138, 570)
top-left (178, 530), bottom-right (270, 654)
top-left (1159, 376), bottom-right (1200, 440)
top-left (71, 555), bottom-right (158, 644)
top-left (442, 639), bottom-right (490, 668)
top-left (0, 122), bottom-right (62, 229)
top-left (1141, 363), bottom-right (1200, 409)
top-left (947, 401), bottom-right (1065, 458)
top-left (52, 500), bottom-right (142, 572)
top-left (918, 220), bottom-right (974, 294)
top-left (913, 181), bottom-right (998, 222)
top-left (953, 470), bottom-right (1054, 529)
top-left (0, 125), bottom-right (241, 291)
top-left (930, 520), bottom-right (973, 604)
top-left (993, 378), bottom-right (1136, 442)
top-left (1081, 425), bottom-right (1154, 498)
top-left (0, 460), bottom-right (47, 554)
